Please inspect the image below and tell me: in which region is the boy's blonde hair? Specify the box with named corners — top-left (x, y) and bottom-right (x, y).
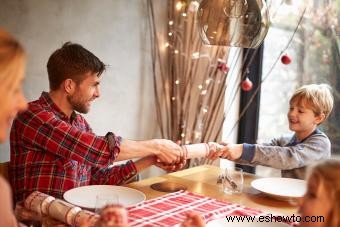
top-left (290, 84), bottom-right (334, 122)
top-left (307, 160), bottom-right (340, 227)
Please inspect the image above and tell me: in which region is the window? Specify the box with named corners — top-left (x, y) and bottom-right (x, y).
top-left (258, 0), bottom-right (339, 175)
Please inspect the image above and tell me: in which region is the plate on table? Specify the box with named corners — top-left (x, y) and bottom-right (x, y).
top-left (63, 185), bottom-right (146, 209)
top-left (251, 177), bottom-right (306, 200)
top-left (207, 217), bottom-right (290, 227)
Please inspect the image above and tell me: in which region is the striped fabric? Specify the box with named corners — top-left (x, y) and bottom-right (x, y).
top-left (10, 92), bottom-right (137, 203)
top-left (127, 191), bottom-right (293, 227)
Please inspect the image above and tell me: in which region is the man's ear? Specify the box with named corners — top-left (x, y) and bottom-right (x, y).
top-left (64, 79), bottom-right (76, 95)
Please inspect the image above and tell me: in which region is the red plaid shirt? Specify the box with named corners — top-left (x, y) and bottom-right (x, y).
top-left (10, 92), bottom-right (137, 202)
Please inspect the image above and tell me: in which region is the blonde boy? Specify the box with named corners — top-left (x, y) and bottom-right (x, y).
top-left (220, 84), bottom-right (334, 179)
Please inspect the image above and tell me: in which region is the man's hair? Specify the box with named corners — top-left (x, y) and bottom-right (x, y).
top-left (289, 84), bottom-right (334, 122)
top-left (47, 42), bottom-right (105, 90)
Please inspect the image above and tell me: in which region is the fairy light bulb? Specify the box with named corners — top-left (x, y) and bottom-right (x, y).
top-left (192, 52), bottom-right (200, 59)
top-left (176, 1), bottom-right (183, 11)
top-left (194, 131), bottom-right (201, 139)
top-left (188, 1), bottom-right (200, 12)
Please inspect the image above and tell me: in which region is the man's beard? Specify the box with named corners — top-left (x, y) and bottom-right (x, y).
top-left (67, 93), bottom-right (90, 114)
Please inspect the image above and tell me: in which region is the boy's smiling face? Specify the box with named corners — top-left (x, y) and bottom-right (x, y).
top-left (287, 99), bottom-right (325, 140)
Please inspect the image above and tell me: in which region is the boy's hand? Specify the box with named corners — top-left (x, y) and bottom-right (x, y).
top-left (219, 142), bottom-right (243, 160)
top-left (206, 142), bottom-right (225, 160)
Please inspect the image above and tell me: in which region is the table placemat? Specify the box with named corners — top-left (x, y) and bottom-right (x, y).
top-left (127, 190), bottom-right (294, 226)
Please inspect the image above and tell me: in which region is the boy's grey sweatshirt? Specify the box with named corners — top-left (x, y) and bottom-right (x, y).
top-left (237, 129), bottom-right (331, 179)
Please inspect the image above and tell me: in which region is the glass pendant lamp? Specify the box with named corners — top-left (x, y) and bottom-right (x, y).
top-left (197, 0), bottom-right (270, 48)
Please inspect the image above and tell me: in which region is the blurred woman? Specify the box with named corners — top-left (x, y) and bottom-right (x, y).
top-left (298, 159), bottom-right (340, 227)
top-left (0, 28), bottom-right (28, 227)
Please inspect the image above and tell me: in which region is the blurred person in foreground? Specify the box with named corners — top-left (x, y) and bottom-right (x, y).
top-left (0, 28), bottom-right (28, 227)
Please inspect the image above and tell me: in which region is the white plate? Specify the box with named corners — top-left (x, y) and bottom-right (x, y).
top-left (207, 217), bottom-right (290, 227)
top-left (63, 185), bottom-right (146, 209)
top-left (251, 177), bottom-right (306, 200)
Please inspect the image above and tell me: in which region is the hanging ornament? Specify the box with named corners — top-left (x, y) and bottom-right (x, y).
top-left (197, 0), bottom-right (270, 48)
top-left (241, 77), bottom-right (253, 91)
top-left (217, 61), bottom-right (229, 73)
top-left (281, 54), bottom-right (292, 65)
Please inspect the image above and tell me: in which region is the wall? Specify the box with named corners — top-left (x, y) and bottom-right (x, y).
top-left (0, 0), bottom-right (160, 167)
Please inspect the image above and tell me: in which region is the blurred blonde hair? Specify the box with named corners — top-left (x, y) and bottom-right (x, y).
top-left (307, 160), bottom-right (340, 227)
top-left (0, 29), bottom-right (26, 119)
top-left (290, 84), bottom-right (334, 123)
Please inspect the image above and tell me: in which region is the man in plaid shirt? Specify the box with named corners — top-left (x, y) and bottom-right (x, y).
top-left (10, 42), bottom-right (184, 202)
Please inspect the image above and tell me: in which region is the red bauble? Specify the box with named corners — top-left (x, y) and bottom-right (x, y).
top-left (281, 54), bottom-right (292, 65)
top-left (217, 62), bottom-right (229, 73)
top-left (241, 77), bottom-right (253, 91)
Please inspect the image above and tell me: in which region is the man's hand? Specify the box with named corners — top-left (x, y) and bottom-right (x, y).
top-left (151, 139), bottom-right (183, 165)
top-left (155, 156), bottom-right (186, 172)
top-left (118, 139), bottom-right (182, 164)
top-left (219, 142), bottom-right (243, 160)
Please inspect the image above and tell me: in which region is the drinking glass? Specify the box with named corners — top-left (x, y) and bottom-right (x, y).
top-left (222, 167), bottom-right (244, 194)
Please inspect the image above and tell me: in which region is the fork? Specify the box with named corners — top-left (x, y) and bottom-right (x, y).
top-left (217, 174), bottom-right (223, 183)
top-left (225, 175), bottom-right (238, 190)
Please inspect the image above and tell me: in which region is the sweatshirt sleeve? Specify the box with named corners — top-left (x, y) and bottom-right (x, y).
top-left (237, 133), bottom-right (331, 170)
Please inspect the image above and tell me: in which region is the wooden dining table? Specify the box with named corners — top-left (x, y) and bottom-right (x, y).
top-left (125, 164), bottom-right (298, 216)
top-left (16, 164), bottom-right (298, 226)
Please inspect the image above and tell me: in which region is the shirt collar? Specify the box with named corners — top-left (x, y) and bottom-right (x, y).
top-left (40, 91), bottom-right (77, 122)
top-left (289, 128), bottom-right (322, 146)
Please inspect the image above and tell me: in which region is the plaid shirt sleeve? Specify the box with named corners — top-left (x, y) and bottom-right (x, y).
top-left (90, 160), bottom-right (137, 185)
top-left (20, 110), bottom-right (120, 167)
